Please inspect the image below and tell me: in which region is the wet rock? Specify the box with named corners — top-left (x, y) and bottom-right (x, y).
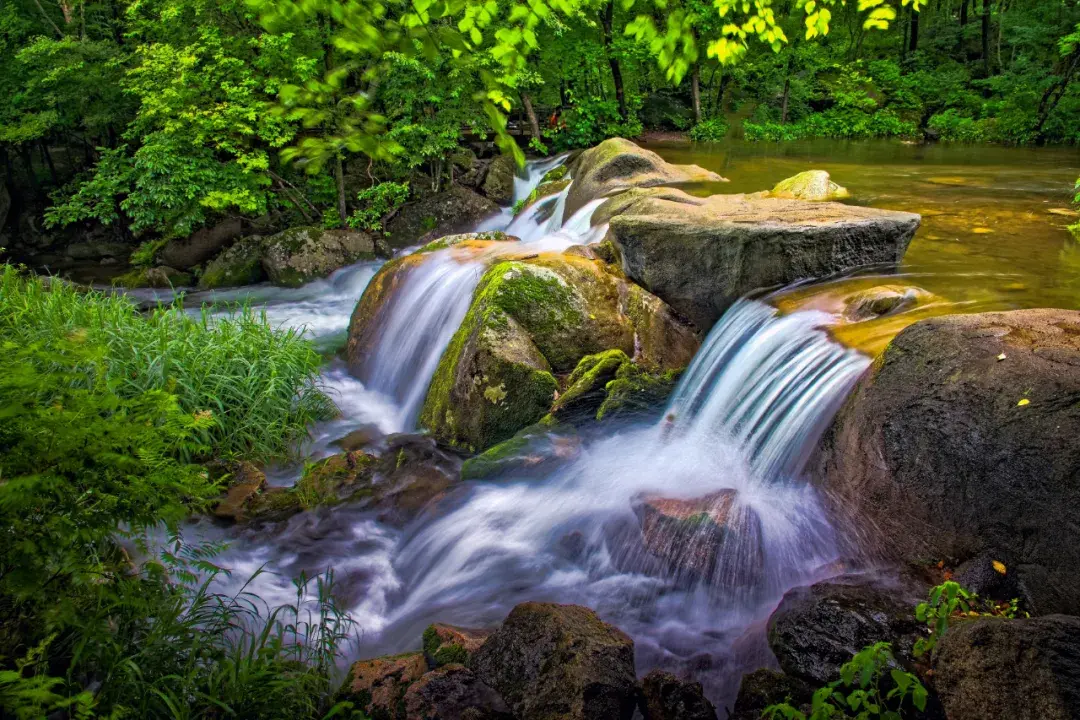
top-left (199, 235), bottom-right (266, 289)
top-left (729, 668), bottom-right (813, 720)
top-left (423, 623), bottom-right (492, 668)
top-left (459, 417), bottom-right (581, 481)
top-left (766, 170), bottom-right (849, 202)
top-left (565, 138), bottom-right (725, 218)
top-left (386, 185), bottom-right (500, 250)
top-left (811, 309), bottom-right (1080, 615)
top-left (550, 349), bottom-right (630, 422)
top-left (517, 178), bottom-right (571, 214)
top-left (841, 284), bottom-right (935, 322)
top-left (210, 460), bottom-right (267, 521)
top-left (934, 615), bottom-right (1080, 720)
top-left (339, 652), bottom-right (428, 719)
top-left (332, 424), bottom-right (387, 452)
top-left (632, 490), bottom-right (762, 587)
top-left (418, 253), bottom-right (698, 452)
top-left (482, 154), bottom-right (517, 205)
top-left (371, 434), bottom-right (461, 526)
top-left (417, 231), bottom-right (517, 254)
top-left (248, 451), bottom-right (376, 522)
top-left (262, 226), bottom-right (377, 287)
top-left (767, 581), bottom-right (923, 686)
top-left (640, 669), bottom-right (718, 720)
top-left (403, 664), bottom-right (513, 720)
top-left (598, 186), bottom-right (920, 330)
top-left (65, 240), bottom-right (131, 260)
top-left (469, 602), bottom-right (638, 720)
top-left (158, 217), bottom-right (243, 269)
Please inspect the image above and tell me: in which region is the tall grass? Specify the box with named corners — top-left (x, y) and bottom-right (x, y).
top-left (0, 264), bottom-right (336, 461)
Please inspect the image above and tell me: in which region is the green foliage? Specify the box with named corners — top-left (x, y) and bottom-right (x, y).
top-left (689, 116), bottom-right (730, 141)
top-left (913, 579), bottom-right (1027, 657)
top-left (0, 265), bottom-right (335, 461)
top-left (347, 181), bottom-right (410, 234)
top-left (763, 642), bottom-right (928, 720)
top-left (130, 237), bottom-right (170, 267)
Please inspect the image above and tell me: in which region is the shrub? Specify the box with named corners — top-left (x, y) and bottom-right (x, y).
top-left (347, 180), bottom-right (410, 234)
top-left (0, 265), bottom-right (335, 461)
top-left (689, 117), bottom-right (730, 142)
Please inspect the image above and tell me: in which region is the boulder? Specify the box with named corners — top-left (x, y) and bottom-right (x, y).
top-left (934, 615), bottom-right (1080, 720)
top-left (66, 240), bottom-right (131, 260)
top-left (386, 185), bottom-right (500, 250)
top-left (482, 154), bottom-right (518, 205)
top-left (632, 490), bottom-right (762, 588)
top-left (158, 217), bottom-right (243, 269)
top-left (640, 669), bottom-right (718, 720)
top-left (459, 417), bottom-right (581, 481)
top-left (112, 265), bottom-right (192, 288)
top-left (729, 669), bottom-right (813, 720)
top-left (469, 602), bottom-right (638, 720)
top-left (369, 434), bottom-right (461, 526)
top-left (766, 170), bottom-right (849, 202)
top-left (811, 309), bottom-right (1080, 615)
top-left (422, 623), bottom-right (492, 668)
top-left (248, 451), bottom-right (376, 522)
top-left (199, 235), bottom-right (266, 289)
top-left (339, 652), bottom-right (428, 719)
top-left (600, 187), bottom-right (920, 330)
top-left (767, 581), bottom-right (923, 686)
top-left (210, 460), bottom-right (267, 521)
top-left (262, 226), bottom-right (377, 287)
top-left (403, 665), bottom-right (513, 720)
top-left (565, 138), bottom-right (725, 218)
top-left (418, 253), bottom-right (699, 452)
top-left (516, 178), bottom-right (571, 215)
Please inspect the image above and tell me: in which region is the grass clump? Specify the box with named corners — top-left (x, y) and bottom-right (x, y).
top-left (0, 264), bottom-right (335, 461)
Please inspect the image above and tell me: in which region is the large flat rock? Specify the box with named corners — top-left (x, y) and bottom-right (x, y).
top-left (600, 187), bottom-right (920, 330)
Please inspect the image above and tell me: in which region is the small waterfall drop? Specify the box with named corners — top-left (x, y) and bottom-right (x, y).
top-left (355, 155), bottom-right (605, 431)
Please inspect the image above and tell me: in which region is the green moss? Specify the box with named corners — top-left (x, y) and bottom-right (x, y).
top-left (418, 231), bottom-right (510, 254)
top-left (552, 349), bottom-right (630, 416)
top-left (540, 165), bottom-right (568, 184)
top-left (421, 626), bottom-right (469, 667)
top-left (597, 363), bottom-right (682, 421)
top-left (516, 178), bottom-right (571, 215)
top-left (199, 252), bottom-right (263, 289)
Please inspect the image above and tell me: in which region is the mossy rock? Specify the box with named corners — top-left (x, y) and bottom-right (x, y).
top-left (550, 349), bottom-right (629, 422)
top-left (515, 178), bottom-right (571, 215)
top-left (112, 265), bottom-right (192, 288)
top-left (385, 185), bottom-right (501, 250)
top-left (417, 231), bottom-right (515, 254)
top-left (199, 236), bottom-right (267, 289)
top-left (767, 170), bottom-right (849, 202)
top-left (422, 624), bottom-right (491, 668)
top-left (540, 165), bottom-right (569, 184)
top-left (261, 226), bottom-right (377, 287)
top-left (482, 154), bottom-right (517, 205)
top-left (419, 253), bottom-right (699, 452)
top-left (248, 451), bottom-right (375, 522)
top-left (460, 416), bottom-right (579, 481)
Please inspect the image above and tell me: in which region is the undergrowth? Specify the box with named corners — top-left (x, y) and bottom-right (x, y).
top-left (0, 264), bottom-right (336, 461)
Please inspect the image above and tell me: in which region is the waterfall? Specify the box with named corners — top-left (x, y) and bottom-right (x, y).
top-left (354, 155), bottom-right (605, 432)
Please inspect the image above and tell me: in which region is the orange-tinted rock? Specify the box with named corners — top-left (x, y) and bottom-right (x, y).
top-left (212, 461), bottom-right (266, 521)
top-left (403, 665), bottom-right (512, 720)
top-left (423, 623), bottom-right (492, 668)
top-left (340, 652), bottom-right (427, 719)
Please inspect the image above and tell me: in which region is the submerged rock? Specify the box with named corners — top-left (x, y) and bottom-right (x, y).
top-left (565, 137), bottom-right (725, 218)
top-left (766, 170), bottom-right (849, 202)
top-left (482, 154), bottom-right (518, 205)
top-left (261, 226), bottom-right (377, 287)
top-left (469, 602), bottom-right (638, 720)
top-left (418, 253), bottom-right (698, 452)
top-left (640, 669), bottom-right (718, 720)
top-left (767, 580), bottom-right (923, 686)
top-left (811, 309), bottom-right (1080, 615)
top-left (599, 186), bottom-right (920, 330)
top-left (841, 284), bottom-right (935, 322)
top-left (934, 615), bottom-right (1080, 720)
top-left (386, 185), bottom-right (500, 250)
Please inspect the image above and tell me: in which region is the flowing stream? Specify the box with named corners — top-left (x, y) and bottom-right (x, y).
top-left (152, 140), bottom-right (1080, 712)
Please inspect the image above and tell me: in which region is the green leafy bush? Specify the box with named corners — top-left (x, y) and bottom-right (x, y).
top-left (689, 117), bottom-right (730, 142)
top-left (914, 579), bottom-right (1026, 657)
top-left (347, 181), bottom-right (410, 234)
top-left (0, 265), bottom-right (335, 460)
top-left (763, 642), bottom-right (927, 720)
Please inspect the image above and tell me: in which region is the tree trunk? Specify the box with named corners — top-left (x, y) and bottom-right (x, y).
top-left (1034, 50), bottom-right (1080, 140)
top-left (522, 92), bottom-right (542, 141)
top-left (781, 77), bottom-right (790, 124)
top-left (691, 64), bottom-right (702, 124)
top-left (909, 7), bottom-right (919, 52)
top-left (981, 0), bottom-right (991, 75)
top-left (600, 1), bottom-right (627, 121)
top-left (20, 147), bottom-right (39, 196)
top-left (40, 142), bottom-right (59, 186)
top-left (335, 154), bottom-right (346, 224)
top-left (960, 0), bottom-right (968, 27)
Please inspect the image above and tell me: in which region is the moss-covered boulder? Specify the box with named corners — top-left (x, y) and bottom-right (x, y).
top-left (198, 235), bottom-right (266, 289)
top-left (515, 178), bottom-right (571, 215)
top-left (210, 460), bottom-right (266, 522)
top-left (157, 217), bottom-right (244, 269)
top-left (766, 170), bottom-right (849, 202)
top-left (261, 226), bottom-right (377, 287)
top-left (386, 185), bottom-right (500, 250)
top-left (469, 602), bottom-right (638, 720)
top-left (459, 417), bottom-right (581, 481)
top-left (338, 652), bottom-right (428, 719)
top-left (419, 253), bottom-right (699, 452)
top-left (112, 265), bottom-right (192, 288)
top-left (640, 669), bottom-right (719, 720)
top-left (601, 186), bottom-right (921, 330)
top-left (247, 451), bottom-right (376, 522)
top-left (564, 137), bottom-right (725, 218)
top-left (482, 154), bottom-right (518, 205)
top-left (422, 623), bottom-right (492, 668)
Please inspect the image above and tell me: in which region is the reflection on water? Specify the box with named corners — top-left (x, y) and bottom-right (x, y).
top-left (649, 138), bottom-right (1080, 344)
